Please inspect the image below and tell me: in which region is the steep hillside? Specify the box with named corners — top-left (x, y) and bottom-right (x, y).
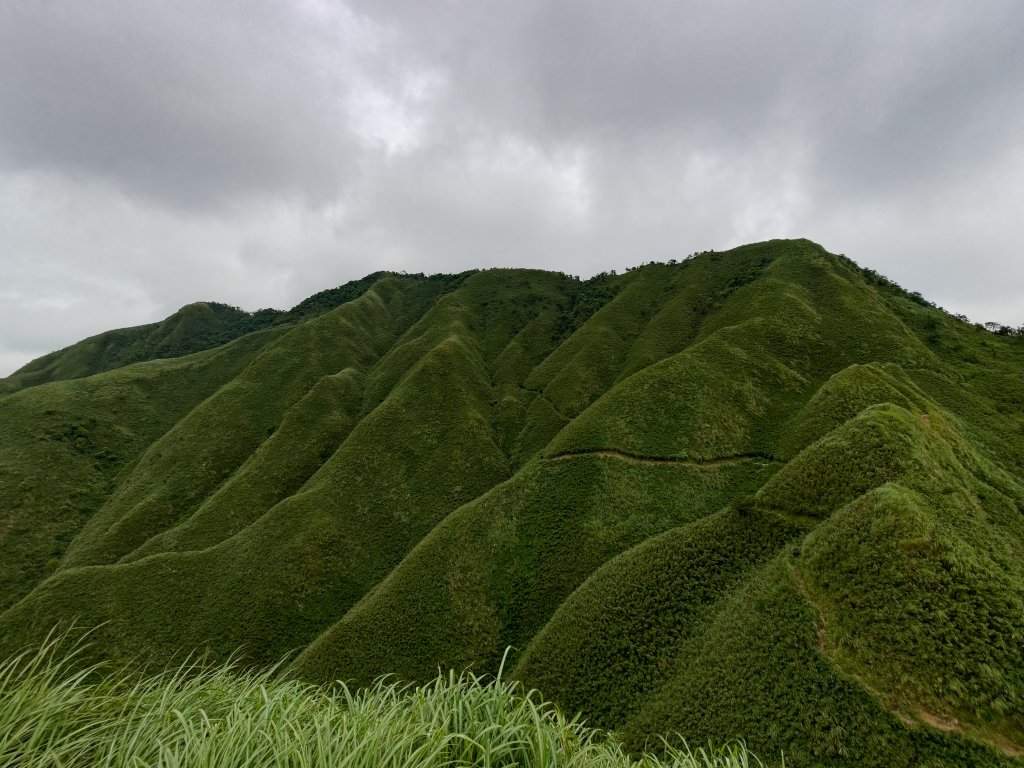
top-left (1, 240), bottom-right (1022, 767)
top-left (0, 326), bottom-right (286, 610)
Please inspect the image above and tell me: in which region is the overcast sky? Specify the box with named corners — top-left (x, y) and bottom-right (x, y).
top-left (2, 1), bottom-right (1023, 375)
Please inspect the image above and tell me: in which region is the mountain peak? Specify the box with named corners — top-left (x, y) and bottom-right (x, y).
top-left (2, 240), bottom-right (1022, 766)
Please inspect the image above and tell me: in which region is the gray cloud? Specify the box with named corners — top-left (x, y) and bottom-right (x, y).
top-left (1, 0), bottom-right (1023, 375)
top-left (0, 1), bottom-right (385, 209)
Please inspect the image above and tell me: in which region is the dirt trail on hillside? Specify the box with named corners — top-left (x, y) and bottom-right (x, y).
top-left (546, 449), bottom-right (779, 468)
top-left (788, 564), bottom-right (1023, 759)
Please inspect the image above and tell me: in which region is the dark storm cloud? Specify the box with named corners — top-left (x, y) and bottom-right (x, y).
top-left (1, 0), bottom-right (1023, 374)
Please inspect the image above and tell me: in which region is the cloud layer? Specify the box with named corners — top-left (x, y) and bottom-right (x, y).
top-left (2, 1), bottom-right (1023, 374)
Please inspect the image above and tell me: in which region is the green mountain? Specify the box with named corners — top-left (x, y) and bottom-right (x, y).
top-left (0, 271), bottom-right (397, 396)
top-left (0, 302), bottom-right (281, 395)
top-left (1, 240), bottom-right (1022, 766)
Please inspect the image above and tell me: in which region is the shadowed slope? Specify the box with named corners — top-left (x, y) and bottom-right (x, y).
top-left (519, 393), bottom-right (1022, 765)
top-left (288, 454), bottom-right (775, 686)
top-left (122, 367), bottom-right (366, 560)
top-left (624, 555), bottom-right (1014, 767)
top-left (58, 277), bottom-right (436, 570)
top-left (513, 506), bottom-right (810, 732)
top-left (0, 327), bottom-right (284, 610)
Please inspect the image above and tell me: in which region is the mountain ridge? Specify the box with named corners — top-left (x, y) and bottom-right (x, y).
top-left (1, 239), bottom-right (1022, 766)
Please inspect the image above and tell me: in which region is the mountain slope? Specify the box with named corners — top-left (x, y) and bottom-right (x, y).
top-left (0, 302), bottom-right (284, 394)
top-left (1, 239), bottom-right (1022, 767)
top-left (0, 326), bottom-right (285, 610)
top-left (0, 270), bottom-right (398, 396)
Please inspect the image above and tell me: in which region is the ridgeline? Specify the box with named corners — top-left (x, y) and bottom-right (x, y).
top-left (1, 240), bottom-right (1022, 766)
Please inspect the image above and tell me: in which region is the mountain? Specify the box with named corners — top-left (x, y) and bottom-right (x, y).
top-left (1, 239), bottom-right (1022, 766)
top-left (0, 271), bottom-right (397, 395)
top-left (0, 302), bottom-right (281, 395)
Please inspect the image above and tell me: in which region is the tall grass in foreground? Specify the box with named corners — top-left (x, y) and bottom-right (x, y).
top-left (0, 638), bottom-right (763, 768)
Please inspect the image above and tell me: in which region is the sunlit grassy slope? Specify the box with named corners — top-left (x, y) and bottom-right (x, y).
top-left (2, 239), bottom-right (1023, 767)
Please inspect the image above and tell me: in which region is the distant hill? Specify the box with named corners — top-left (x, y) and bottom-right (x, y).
top-left (0, 271), bottom-right (411, 395)
top-left (0, 240), bottom-right (1021, 767)
top-left (0, 302), bottom-right (282, 394)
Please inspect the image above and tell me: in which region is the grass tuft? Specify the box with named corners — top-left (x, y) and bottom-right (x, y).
top-left (0, 636), bottom-right (759, 768)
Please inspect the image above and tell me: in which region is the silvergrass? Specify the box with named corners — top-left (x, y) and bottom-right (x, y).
top-left (0, 636), bottom-right (764, 768)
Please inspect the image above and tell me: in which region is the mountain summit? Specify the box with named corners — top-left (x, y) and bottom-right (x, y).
top-left (1, 240), bottom-right (1022, 766)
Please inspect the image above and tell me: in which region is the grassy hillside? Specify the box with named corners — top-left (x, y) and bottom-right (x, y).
top-left (1, 239), bottom-right (1022, 766)
top-left (0, 302), bottom-right (284, 394)
top-left (0, 271), bottom-right (398, 395)
top-left (0, 326), bottom-right (285, 611)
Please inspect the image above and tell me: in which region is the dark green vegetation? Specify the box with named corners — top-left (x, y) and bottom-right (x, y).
top-left (0, 302), bottom-right (284, 394)
top-left (1, 240), bottom-right (1022, 766)
top-left (0, 270), bottom-right (449, 395)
